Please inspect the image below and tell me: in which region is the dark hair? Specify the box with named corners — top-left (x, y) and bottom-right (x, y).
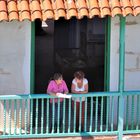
top-left (74, 71), bottom-right (85, 80)
top-left (53, 73), bottom-right (63, 80)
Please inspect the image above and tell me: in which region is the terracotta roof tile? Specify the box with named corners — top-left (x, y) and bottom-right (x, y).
top-left (0, 0), bottom-right (140, 22)
top-left (132, 0), bottom-right (140, 16)
top-left (7, 0), bottom-right (19, 21)
top-left (88, 0), bottom-right (100, 18)
top-left (121, 0), bottom-right (133, 16)
top-left (0, 0), bottom-right (8, 21)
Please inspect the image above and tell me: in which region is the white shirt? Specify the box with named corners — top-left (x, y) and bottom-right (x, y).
top-left (72, 78), bottom-right (88, 102)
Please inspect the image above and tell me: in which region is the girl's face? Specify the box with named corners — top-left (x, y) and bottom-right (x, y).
top-left (75, 78), bottom-right (82, 83)
top-left (55, 78), bottom-right (63, 85)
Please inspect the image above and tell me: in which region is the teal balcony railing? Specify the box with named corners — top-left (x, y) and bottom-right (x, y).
top-left (0, 91), bottom-right (140, 139)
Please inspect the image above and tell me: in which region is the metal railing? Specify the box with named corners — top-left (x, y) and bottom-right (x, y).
top-left (0, 91), bottom-right (140, 139)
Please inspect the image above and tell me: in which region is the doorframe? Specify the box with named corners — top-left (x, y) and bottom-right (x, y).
top-left (30, 22), bottom-right (35, 94)
top-left (104, 16), bottom-right (111, 92)
top-left (30, 17), bottom-right (111, 94)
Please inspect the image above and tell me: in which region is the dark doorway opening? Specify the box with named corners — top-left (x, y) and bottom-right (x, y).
top-left (33, 17), bottom-right (106, 131)
top-left (35, 17), bottom-right (106, 93)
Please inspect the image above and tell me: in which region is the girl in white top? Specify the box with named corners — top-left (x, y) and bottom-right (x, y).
top-left (72, 78), bottom-right (88, 101)
top-left (71, 71), bottom-right (88, 101)
top-left (71, 71), bottom-right (88, 131)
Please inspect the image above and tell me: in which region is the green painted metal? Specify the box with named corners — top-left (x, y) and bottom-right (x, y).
top-left (126, 96), bottom-right (129, 130)
top-left (19, 100), bottom-right (22, 134)
top-left (95, 97), bottom-right (98, 132)
top-left (90, 97), bottom-right (93, 132)
top-left (1, 92), bottom-right (140, 139)
top-left (25, 99), bottom-right (28, 134)
top-left (35, 99), bottom-right (38, 134)
top-left (118, 16), bottom-right (126, 140)
top-left (119, 16), bottom-right (126, 92)
top-left (30, 22), bottom-right (35, 94)
top-left (57, 98), bottom-right (60, 133)
top-left (136, 95), bottom-right (140, 130)
top-left (104, 16), bottom-right (111, 91)
top-left (52, 99), bottom-right (55, 133)
top-left (111, 96), bottom-right (114, 131)
top-left (0, 131), bottom-right (119, 139)
top-left (100, 97), bottom-right (104, 132)
top-left (3, 100), bottom-right (6, 135)
top-left (118, 95), bottom-right (124, 140)
top-left (46, 98), bottom-right (49, 133)
top-left (63, 98), bottom-right (66, 133)
top-left (73, 99), bottom-right (76, 133)
top-left (84, 97), bottom-right (87, 132)
top-left (41, 99), bottom-right (44, 134)
top-left (14, 100), bottom-right (17, 135)
top-left (30, 99), bottom-right (33, 134)
top-left (68, 98), bottom-right (71, 133)
top-left (8, 100), bottom-right (11, 135)
top-left (131, 95), bottom-right (134, 130)
top-left (105, 96), bottom-right (109, 131)
top-left (79, 98), bottom-right (82, 132)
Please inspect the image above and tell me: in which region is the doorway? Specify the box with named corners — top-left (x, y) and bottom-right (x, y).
top-left (34, 17), bottom-right (106, 93)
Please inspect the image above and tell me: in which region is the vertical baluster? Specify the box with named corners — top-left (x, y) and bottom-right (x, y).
top-left (63, 99), bottom-right (66, 133)
top-left (100, 96), bottom-right (104, 132)
top-left (84, 97), bottom-right (87, 132)
top-left (106, 96), bottom-right (110, 131)
top-left (79, 97), bottom-right (82, 132)
top-left (30, 99), bottom-right (33, 134)
top-left (9, 100), bottom-right (11, 135)
top-left (111, 96), bottom-right (114, 131)
top-left (19, 100), bottom-right (22, 134)
top-left (52, 99), bottom-right (55, 133)
top-left (73, 99), bottom-right (76, 133)
top-left (14, 100), bottom-right (17, 135)
top-left (90, 97), bottom-right (93, 132)
top-left (25, 99), bottom-right (28, 134)
top-left (46, 99), bottom-right (49, 133)
top-left (136, 95), bottom-right (140, 130)
top-left (131, 95), bottom-right (134, 130)
top-left (35, 99), bottom-right (38, 134)
top-left (3, 100), bottom-right (6, 135)
top-left (68, 98), bottom-right (71, 133)
top-left (95, 97), bottom-right (98, 132)
top-left (57, 98), bottom-right (60, 133)
top-left (126, 96), bottom-right (129, 130)
top-left (41, 99), bottom-right (44, 134)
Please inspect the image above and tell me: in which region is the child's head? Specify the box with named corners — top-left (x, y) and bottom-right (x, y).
top-left (53, 73), bottom-right (63, 84)
top-left (74, 71), bottom-right (85, 83)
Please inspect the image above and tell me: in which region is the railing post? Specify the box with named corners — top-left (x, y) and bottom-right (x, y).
top-left (118, 16), bottom-right (126, 140)
top-left (118, 95), bottom-right (124, 140)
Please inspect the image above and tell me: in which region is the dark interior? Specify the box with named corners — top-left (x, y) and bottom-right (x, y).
top-left (35, 17), bottom-right (106, 93)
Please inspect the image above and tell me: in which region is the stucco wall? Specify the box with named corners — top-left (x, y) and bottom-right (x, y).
top-left (110, 15), bottom-right (140, 91)
top-left (0, 21), bottom-right (31, 133)
top-left (110, 15), bottom-right (140, 126)
top-left (0, 21), bottom-right (31, 94)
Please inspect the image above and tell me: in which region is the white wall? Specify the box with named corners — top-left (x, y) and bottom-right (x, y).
top-left (0, 21), bottom-right (31, 94)
top-left (110, 15), bottom-right (140, 91)
top-left (0, 21), bottom-right (31, 133)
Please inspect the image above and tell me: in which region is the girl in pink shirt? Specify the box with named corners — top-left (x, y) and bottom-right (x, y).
top-left (47, 73), bottom-right (69, 132)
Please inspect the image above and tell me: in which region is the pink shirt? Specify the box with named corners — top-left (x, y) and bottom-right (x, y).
top-left (47, 80), bottom-right (69, 103)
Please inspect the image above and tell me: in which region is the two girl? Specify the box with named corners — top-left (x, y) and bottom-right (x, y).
top-left (47, 71), bottom-right (88, 132)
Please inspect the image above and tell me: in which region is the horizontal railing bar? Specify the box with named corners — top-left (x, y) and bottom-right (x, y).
top-left (0, 132), bottom-right (118, 138)
top-left (0, 91), bottom-right (140, 100)
top-left (0, 92), bottom-right (121, 100)
top-left (123, 130), bottom-right (140, 134)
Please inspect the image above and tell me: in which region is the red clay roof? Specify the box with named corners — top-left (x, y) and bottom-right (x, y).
top-left (0, 0), bottom-right (140, 22)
